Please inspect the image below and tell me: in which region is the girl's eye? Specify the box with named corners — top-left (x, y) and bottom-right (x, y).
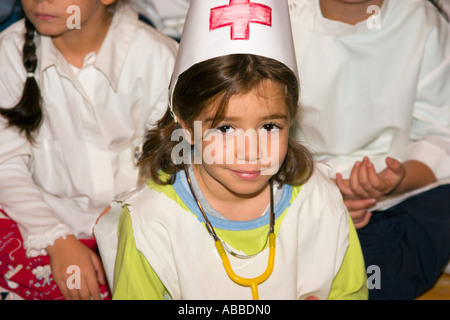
top-left (262, 123), bottom-right (279, 132)
top-left (217, 125), bottom-right (235, 134)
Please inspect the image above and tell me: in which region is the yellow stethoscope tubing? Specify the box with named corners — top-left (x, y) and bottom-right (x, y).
top-left (214, 233), bottom-right (276, 300)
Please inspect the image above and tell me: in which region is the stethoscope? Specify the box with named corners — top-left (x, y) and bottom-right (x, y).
top-left (183, 165), bottom-right (276, 300)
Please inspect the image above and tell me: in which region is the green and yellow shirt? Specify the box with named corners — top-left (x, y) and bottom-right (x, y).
top-left (107, 164), bottom-right (367, 300)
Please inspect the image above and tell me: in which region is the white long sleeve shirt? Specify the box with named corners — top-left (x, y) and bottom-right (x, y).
top-left (289, 0), bottom-right (450, 209)
top-left (0, 4), bottom-right (177, 257)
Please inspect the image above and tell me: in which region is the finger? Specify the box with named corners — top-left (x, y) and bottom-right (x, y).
top-left (353, 212), bottom-right (372, 229)
top-left (357, 157), bottom-right (372, 193)
top-left (55, 277), bottom-right (71, 300)
top-left (335, 173), bottom-right (354, 197)
top-left (344, 198), bottom-right (377, 212)
top-left (386, 157), bottom-right (405, 175)
top-left (348, 207), bottom-right (368, 223)
top-left (75, 263), bottom-right (101, 300)
top-left (349, 161), bottom-right (369, 198)
top-left (86, 272), bottom-right (102, 300)
top-left (79, 278), bottom-right (93, 300)
top-left (91, 253), bottom-right (106, 286)
top-left (344, 198), bottom-right (375, 229)
top-left (366, 161), bottom-right (385, 191)
top-left (68, 284), bottom-right (81, 300)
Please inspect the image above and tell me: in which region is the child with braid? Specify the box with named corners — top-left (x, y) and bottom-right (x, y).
top-left (0, 0), bottom-right (177, 300)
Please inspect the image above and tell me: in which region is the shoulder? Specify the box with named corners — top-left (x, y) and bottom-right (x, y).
top-left (108, 3), bottom-right (177, 65)
top-left (0, 19), bottom-right (31, 108)
top-left (288, 0), bottom-right (317, 28)
top-left (0, 18), bottom-right (25, 43)
top-left (288, 0), bottom-right (316, 16)
top-left (123, 174), bottom-right (185, 221)
top-left (301, 161), bottom-right (343, 201)
top-left (291, 161), bottom-right (348, 220)
top-left (387, 0), bottom-right (448, 29)
top-left (115, 184), bottom-right (170, 240)
top-left (390, 0), bottom-right (450, 74)
top-left (135, 20), bottom-right (178, 54)
top-left (0, 19), bottom-right (25, 60)
top-left (122, 180), bottom-right (173, 209)
top-left (122, 4), bottom-right (178, 59)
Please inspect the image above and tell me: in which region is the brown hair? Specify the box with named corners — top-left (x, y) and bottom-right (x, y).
top-left (0, 18), bottom-right (42, 143)
top-left (139, 54), bottom-right (314, 186)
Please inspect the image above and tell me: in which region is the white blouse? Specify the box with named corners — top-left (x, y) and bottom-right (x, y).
top-left (289, 0), bottom-right (450, 209)
top-left (0, 4), bottom-right (178, 256)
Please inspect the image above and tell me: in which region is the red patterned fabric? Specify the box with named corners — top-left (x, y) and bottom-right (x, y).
top-left (0, 209), bottom-right (110, 300)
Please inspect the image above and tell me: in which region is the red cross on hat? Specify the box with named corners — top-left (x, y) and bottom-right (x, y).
top-left (210, 0), bottom-right (272, 40)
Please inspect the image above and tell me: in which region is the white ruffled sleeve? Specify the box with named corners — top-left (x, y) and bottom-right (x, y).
top-left (0, 156), bottom-right (75, 257)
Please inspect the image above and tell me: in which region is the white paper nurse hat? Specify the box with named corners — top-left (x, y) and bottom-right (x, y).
top-left (169, 0), bottom-right (298, 97)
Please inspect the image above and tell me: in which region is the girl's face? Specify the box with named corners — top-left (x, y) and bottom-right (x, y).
top-left (186, 80), bottom-right (290, 200)
top-left (21, 0), bottom-right (115, 37)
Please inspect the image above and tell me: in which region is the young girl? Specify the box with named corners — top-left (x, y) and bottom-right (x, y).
top-left (108, 0), bottom-right (367, 300)
top-left (0, 0), bottom-right (177, 300)
top-left (288, 0), bottom-right (450, 299)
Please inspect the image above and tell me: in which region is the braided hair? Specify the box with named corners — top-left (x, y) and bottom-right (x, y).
top-left (0, 18), bottom-right (42, 143)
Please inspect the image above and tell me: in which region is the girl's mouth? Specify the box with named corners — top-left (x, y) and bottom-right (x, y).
top-left (34, 13), bottom-right (57, 21)
top-left (230, 170), bottom-right (262, 180)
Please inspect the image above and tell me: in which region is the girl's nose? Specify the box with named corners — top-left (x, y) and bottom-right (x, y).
top-left (235, 129), bottom-right (260, 164)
